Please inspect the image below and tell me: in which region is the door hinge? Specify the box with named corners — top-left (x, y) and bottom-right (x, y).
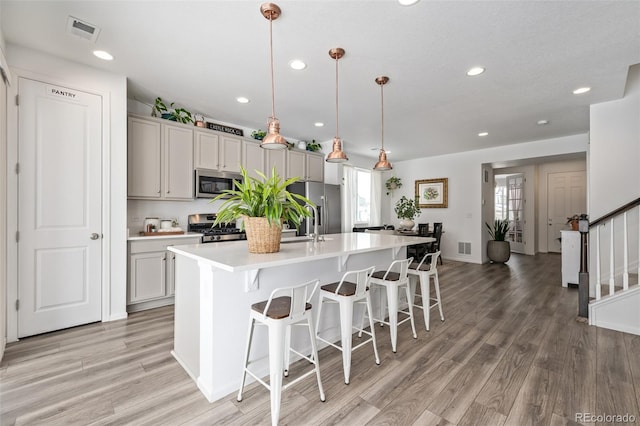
top-left (15, 299), bottom-right (19, 311)
top-left (15, 231), bottom-right (19, 243)
top-left (15, 163), bottom-right (20, 174)
top-left (15, 94), bottom-right (19, 106)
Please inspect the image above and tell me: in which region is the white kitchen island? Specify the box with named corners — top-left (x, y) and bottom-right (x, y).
top-left (168, 232), bottom-right (432, 403)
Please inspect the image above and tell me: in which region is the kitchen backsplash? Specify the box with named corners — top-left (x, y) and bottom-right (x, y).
top-left (128, 198), bottom-right (227, 234)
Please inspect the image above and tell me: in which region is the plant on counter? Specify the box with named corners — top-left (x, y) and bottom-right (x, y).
top-left (153, 97), bottom-right (194, 124)
top-left (211, 166), bottom-right (313, 253)
top-left (305, 140), bottom-right (322, 152)
top-left (385, 176), bottom-right (402, 195)
top-left (251, 129), bottom-right (267, 140)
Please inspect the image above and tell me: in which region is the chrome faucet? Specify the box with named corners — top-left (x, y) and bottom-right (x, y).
top-left (304, 204), bottom-right (320, 243)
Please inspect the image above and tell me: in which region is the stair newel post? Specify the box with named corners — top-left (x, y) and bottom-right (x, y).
top-left (578, 214), bottom-right (589, 318)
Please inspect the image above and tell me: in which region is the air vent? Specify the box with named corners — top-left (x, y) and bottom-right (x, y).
top-left (66, 16), bottom-right (100, 42)
top-left (458, 242), bottom-right (471, 255)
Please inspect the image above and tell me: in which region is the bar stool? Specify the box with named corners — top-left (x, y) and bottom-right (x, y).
top-left (407, 251), bottom-right (444, 331)
top-left (367, 258), bottom-right (417, 353)
top-left (237, 279), bottom-right (325, 426)
top-left (316, 266), bottom-right (380, 385)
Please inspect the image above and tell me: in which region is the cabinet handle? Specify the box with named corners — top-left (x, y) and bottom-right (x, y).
top-left (162, 256), bottom-right (167, 262)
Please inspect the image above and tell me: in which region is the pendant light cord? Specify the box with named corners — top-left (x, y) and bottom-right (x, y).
top-left (269, 15), bottom-right (276, 120)
top-left (335, 55), bottom-right (340, 138)
top-left (380, 83), bottom-right (385, 152)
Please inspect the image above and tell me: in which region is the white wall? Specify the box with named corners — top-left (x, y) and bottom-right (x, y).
top-left (589, 65), bottom-right (640, 220)
top-left (6, 45), bottom-right (128, 341)
top-left (384, 134), bottom-right (588, 263)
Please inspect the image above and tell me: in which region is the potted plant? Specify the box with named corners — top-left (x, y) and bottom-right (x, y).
top-left (211, 166), bottom-right (313, 253)
top-left (251, 129), bottom-right (267, 141)
top-left (566, 214), bottom-right (580, 231)
top-left (153, 97), bottom-right (194, 124)
top-left (305, 140), bottom-right (322, 152)
top-left (485, 218), bottom-right (511, 263)
top-left (385, 176), bottom-right (402, 195)
top-left (394, 196), bottom-right (421, 230)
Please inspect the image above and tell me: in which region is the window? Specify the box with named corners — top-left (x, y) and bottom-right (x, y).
top-left (355, 168), bottom-right (372, 224)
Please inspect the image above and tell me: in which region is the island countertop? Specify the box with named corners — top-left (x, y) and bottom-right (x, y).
top-left (168, 232), bottom-right (432, 273)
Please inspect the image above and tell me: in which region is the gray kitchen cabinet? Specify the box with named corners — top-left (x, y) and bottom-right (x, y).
top-left (242, 139), bottom-right (264, 179)
top-left (287, 149), bottom-right (324, 182)
top-left (196, 130), bottom-right (242, 173)
top-left (127, 115), bottom-right (194, 200)
top-left (127, 236), bottom-right (201, 312)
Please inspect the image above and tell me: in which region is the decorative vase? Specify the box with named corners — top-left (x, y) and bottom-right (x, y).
top-left (243, 216), bottom-right (282, 254)
top-left (487, 240), bottom-right (511, 263)
top-left (399, 219), bottom-right (415, 231)
top-left (297, 141), bottom-right (307, 150)
top-left (570, 220), bottom-right (579, 231)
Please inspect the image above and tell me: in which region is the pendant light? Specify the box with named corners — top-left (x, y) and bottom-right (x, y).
top-left (326, 48), bottom-right (349, 163)
top-left (373, 76), bottom-right (392, 171)
top-left (259, 3), bottom-right (287, 150)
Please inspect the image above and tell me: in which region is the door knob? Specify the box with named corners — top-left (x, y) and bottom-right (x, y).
top-left (90, 233), bottom-right (101, 240)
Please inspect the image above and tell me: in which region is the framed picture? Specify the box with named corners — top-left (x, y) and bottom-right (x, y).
top-left (415, 178), bottom-right (448, 208)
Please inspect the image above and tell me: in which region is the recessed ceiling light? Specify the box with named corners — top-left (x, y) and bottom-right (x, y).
top-left (466, 67), bottom-right (485, 76)
top-left (289, 59), bottom-right (306, 70)
top-left (573, 87), bottom-right (591, 94)
top-left (314, 122), bottom-right (324, 127)
top-left (478, 132), bottom-right (489, 137)
top-left (398, 0), bottom-right (420, 5)
top-left (93, 50), bottom-right (113, 61)
top-left (537, 119), bottom-right (549, 125)
top-left (236, 97), bottom-right (250, 104)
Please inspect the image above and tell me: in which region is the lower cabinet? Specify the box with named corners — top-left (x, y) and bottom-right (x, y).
top-left (127, 236), bottom-right (201, 312)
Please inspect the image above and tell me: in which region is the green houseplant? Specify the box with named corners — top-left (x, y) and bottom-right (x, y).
top-left (211, 166), bottom-right (313, 253)
top-left (385, 176), bottom-right (402, 195)
top-left (153, 97), bottom-right (194, 124)
top-left (394, 196), bottom-right (421, 230)
top-left (305, 140), bottom-right (322, 152)
top-left (485, 218), bottom-right (511, 263)
top-left (251, 129), bottom-right (267, 141)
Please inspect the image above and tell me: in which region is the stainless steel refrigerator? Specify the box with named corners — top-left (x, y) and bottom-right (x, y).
top-left (287, 182), bottom-right (342, 236)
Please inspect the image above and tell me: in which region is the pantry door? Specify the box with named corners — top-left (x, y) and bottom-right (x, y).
top-left (18, 78), bottom-right (102, 337)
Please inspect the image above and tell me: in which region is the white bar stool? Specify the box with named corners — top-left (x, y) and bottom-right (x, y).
top-left (315, 266), bottom-right (380, 385)
top-left (407, 251), bottom-right (444, 331)
top-left (237, 279), bottom-right (325, 426)
top-left (367, 257), bottom-right (417, 353)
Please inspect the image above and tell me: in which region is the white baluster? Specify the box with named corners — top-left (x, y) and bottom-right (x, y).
top-left (596, 225), bottom-right (601, 300)
top-left (609, 219), bottom-right (615, 296)
top-left (623, 212), bottom-right (629, 290)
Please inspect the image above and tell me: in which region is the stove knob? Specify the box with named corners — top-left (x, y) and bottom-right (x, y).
top-left (214, 235), bottom-right (221, 241)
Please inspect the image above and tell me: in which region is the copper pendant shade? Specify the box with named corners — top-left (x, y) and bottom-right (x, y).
top-left (260, 3), bottom-right (287, 150)
top-left (373, 76), bottom-right (392, 171)
top-left (326, 48), bottom-right (349, 163)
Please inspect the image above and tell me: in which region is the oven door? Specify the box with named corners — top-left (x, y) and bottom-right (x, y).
top-left (195, 169), bottom-right (242, 198)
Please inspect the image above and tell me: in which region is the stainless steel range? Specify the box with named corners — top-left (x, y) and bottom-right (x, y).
top-left (188, 213), bottom-right (246, 243)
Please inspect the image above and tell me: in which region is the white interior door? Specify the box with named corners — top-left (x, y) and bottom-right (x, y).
top-left (18, 78), bottom-right (102, 337)
top-left (547, 171), bottom-right (586, 253)
top-left (506, 174), bottom-right (526, 253)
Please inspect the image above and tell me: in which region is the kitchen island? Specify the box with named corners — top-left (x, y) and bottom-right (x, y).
top-left (168, 232), bottom-right (433, 403)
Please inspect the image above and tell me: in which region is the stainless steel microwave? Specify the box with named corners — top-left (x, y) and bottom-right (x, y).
top-left (195, 169), bottom-right (242, 198)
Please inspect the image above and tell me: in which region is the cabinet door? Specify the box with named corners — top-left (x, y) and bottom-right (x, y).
top-left (194, 131), bottom-right (219, 170)
top-left (129, 251), bottom-right (166, 303)
top-left (128, 117), bottom-right (161, 198)
top-left (306, 153), bottom-right (324, 182)
top-left (220, 135), bottom-right (242, 172)
top-left (242, 140), bottom-right (264, 180)
top-left (266, 149), bottom-right (287, 178)
top-left (288, 150), bottom-right (306, 181)
top-left (163, 124), bottom-right (194, 199)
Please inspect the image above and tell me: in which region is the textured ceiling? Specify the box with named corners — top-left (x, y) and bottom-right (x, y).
top-left (2, 0), bottom-right (639, 161)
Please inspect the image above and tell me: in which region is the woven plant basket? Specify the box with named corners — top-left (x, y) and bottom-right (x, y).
top-left (243, 216), bottom-right (282, 254)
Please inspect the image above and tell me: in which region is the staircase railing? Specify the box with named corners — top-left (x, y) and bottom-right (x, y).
top-left (588, 197), bottom-right (640, 303)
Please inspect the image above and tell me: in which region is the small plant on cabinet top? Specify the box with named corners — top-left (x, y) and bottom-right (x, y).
top-left (394, 196), bottom-right (421, 220)
top-left (305, 140), bottom-right (322, 152)
top-left (251, 129), bottom-right (267, 140)
top-left (152, 97), bottom-right (194, 124)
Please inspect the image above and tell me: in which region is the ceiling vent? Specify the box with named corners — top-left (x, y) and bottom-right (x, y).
top-left (66, 16), bottom-right (100, 42)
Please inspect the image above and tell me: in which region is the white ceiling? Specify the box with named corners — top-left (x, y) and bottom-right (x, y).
top-left (2, 1), bottom-right (639, 162)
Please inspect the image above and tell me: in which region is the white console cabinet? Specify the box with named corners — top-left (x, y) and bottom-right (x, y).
top-left (561, 230), bottom-right (580, 287)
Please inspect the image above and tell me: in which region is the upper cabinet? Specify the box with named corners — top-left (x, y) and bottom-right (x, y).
top-left (128, 115), bottom-right (193, 200)
top-left (287, 150), bottom-right (324, 182)
top-left (265, 148), bottom-right (287, 178)
top-left (242, 140), bottom-right (264, 180)
top-left (194, 130), bottom-right (242, 173)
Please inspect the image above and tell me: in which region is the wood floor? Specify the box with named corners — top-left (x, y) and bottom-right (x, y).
top-left (2, 253), bottom-right (639, 425)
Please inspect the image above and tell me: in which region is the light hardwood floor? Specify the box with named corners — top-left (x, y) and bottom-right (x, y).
top-left (2, 253), bottom-right (639, 425)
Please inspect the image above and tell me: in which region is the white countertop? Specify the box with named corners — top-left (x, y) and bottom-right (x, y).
top-left (127, 232), bottom-right (202, 241)
top-left (168, 232), bottom-right (432, 272)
